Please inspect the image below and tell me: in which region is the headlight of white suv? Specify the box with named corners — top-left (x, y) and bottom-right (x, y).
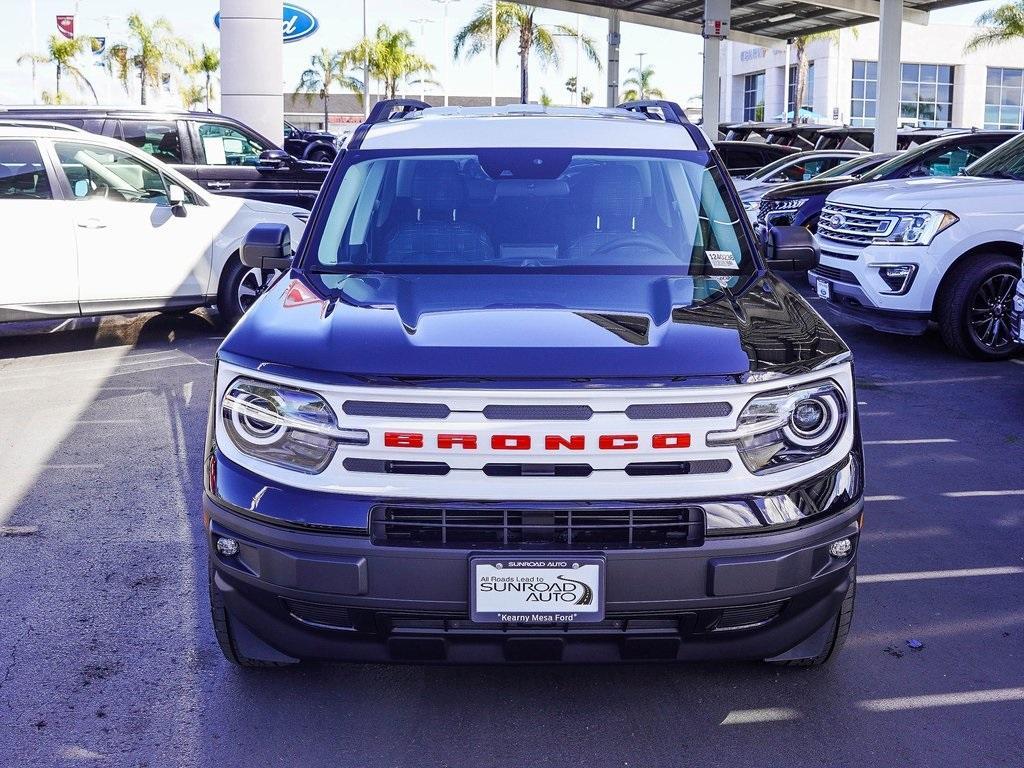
top-left (877, 210), bottom-right (958, 246)
top-left (221, 377), bottom-right (368, 473)
top-left (707, 380), bottom-right (848, 474)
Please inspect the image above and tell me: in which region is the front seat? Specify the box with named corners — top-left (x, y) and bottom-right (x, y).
top-left (565, 164), bottom-right (649, 260)
top-left (386, 161), bottom-right (493, 264)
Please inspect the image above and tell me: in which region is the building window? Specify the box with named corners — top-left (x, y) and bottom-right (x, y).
top-left (985, 67), bottom-right (1023, 129)
top-left (788, 62), bottom-right (815, 116)
top-left (850, 61), bottom-right (953, 128)
top-left (900, 64), bottom-right (954, 128)
top-left (850, 60), bottom-right (877, 127)
top-left (743, 72), bottom-right (765, 121)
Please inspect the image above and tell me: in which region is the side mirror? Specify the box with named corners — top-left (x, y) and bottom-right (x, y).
top-left (257, 149), bottom-right (294, 171)
top-left (167, 183), bottom-right (187, 217)
top-left (764, 225), bottom-right (819, 271)
top-left (241, 223), bottom-right (293, 271)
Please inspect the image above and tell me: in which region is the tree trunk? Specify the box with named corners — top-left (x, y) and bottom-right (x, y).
top-left (519, 24), bottom-right (530, 103)
top-left (205, 72), bottom-right (211, 111)
top-left (140, 68), bottom-right (147, 106)
top-left (793, 40), bottom-right (807, 126)
top-left (56, 63), bottom-right (62, 99)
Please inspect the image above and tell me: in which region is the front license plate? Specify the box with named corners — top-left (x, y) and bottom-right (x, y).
top-left (470, 557), bottom-right (605, 624)
top-left (817, 278), bottom-right (832, 300)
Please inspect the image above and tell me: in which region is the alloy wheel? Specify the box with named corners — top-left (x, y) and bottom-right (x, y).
top-left (968, 272), bottom-right (1018, 353)
top-left (236, 268), bottom-right (280, 313)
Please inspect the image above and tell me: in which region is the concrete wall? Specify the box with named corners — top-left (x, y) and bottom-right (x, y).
top-left (219, 0), bottom-right (283, 145)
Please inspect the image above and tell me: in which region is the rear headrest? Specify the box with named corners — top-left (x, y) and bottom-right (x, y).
top-left (410, 160), bottom-right (465, 217)
top-left (586, 164), bottom-right (643, 221)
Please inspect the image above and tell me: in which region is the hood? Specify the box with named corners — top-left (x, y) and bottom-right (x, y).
top-left (732, 178), bottom-right (760, 192)
top-left (241, 199), bottom-right (308, 216)
top-left (763, 176), bottom-right (860, 201)
top-left (220, 272), bottom-right (847, 383)
top-left (827, 175), bottom-right (1024, 211)
top-left (738, 182), bottom-right (774, 202)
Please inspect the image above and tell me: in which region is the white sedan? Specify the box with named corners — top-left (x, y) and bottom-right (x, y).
top-left (0, 126), bottom-right (307, 326)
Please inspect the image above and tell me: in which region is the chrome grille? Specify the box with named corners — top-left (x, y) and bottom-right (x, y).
top-left (757, 199), bottom-right (798, 226)
top-left (818, 203), bottom-right (896, 246)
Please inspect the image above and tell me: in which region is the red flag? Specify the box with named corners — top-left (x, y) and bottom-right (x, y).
top-left (56, 15), bottom-right (74, 39)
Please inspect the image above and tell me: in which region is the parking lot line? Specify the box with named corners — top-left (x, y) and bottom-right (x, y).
top-left (859, 566), bottom-right (1024, 584)
top-left (865, 495), bottom-right (904, 501)
top-left (858, 688), bottom-right (1024, 713)
top-left (859, 411), bottom-right (894, 417)
top-left (720, 708), bottom-right (802, 725)
top-left (863, 438), bottom-right (957, 445)
top-left (942, 489), bottom-right (1024, 497)
top-left (865, 375), bottom-right (1003, 386)
top-left (1011, 359), bottom-right (1024, 367)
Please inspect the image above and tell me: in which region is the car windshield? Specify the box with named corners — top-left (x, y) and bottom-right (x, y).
top-left (746, 154), bottom-right (798, 180)
top-left (964, 133), bottom-right (1024, 180)
top-left (311, 150), bottom-right (756, 277)
top-left (858, 139), bottom-right (956, 181)
top-left (817, 154), bottom-right (886, 179)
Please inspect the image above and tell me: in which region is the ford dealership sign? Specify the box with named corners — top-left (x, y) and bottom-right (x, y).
top-left (214, 3), bottom-right (319, 44)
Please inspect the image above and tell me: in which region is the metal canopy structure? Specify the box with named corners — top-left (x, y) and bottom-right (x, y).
top-left (528, 0), bottom-right (986, 151)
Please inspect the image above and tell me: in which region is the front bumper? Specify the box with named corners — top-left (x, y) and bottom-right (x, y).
top-left (205, 490), bottom-right (862, 664)
top-left (810, 239), bottom-right (943, 335)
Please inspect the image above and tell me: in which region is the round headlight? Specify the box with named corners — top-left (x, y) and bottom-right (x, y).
top-left (229, 391), bottom-right (286, 446)
top-left (791, 398), bottom-right (827, 436)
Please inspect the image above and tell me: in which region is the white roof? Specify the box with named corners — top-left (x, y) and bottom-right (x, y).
top-left (360, 106), bottom-right (702, 152)
top-left (0, 126), bottom-right (84, 139)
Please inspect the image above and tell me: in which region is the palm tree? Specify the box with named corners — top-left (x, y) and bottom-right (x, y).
top-left (17, 34), bottom-right (97, 104)
top-left (454, 3), bottom-right (600, 104)
top-left (622, 65), bottom-right (664, 101)
top-left (295, 49), bottom-right (351, 129)
top-left (187, 44), bottom-right (220, 111)
top-left (580, 86), bottom-right (594, 106)
top-left (789, 31), bottom-right (839, 126)
top-left (345, 25), bottom-right (435, 102)
top-left (180, 82), bottom-right (205, 110)
top-left (106, 13), bottom-right (188, 105)
top-left (965, 2), bottom-right (1024, 51)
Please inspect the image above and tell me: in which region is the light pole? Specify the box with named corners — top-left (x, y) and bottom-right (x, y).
top-left (490, 0), bottom-right (496, 106)
top-left (411, 17), bottom-right (434, 101)
top-left (432, 0), bottom-right (461, 107)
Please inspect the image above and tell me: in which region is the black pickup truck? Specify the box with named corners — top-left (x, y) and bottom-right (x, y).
top-left (2, 107), bottom-right (329, 209)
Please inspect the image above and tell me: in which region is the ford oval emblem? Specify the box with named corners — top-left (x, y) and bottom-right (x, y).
top-left (829, 213), bottom-right (846, 230)
top-left (214, 3), bottom-right (319, 44)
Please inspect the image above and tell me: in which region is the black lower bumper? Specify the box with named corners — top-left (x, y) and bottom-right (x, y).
top-left (809, 271), bottom-right (930, 335)
top-left (205, 494), bottom-right (862, 664)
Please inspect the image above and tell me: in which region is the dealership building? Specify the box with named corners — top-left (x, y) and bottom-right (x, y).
top-left (724, 22), bottom-right (1024, 130)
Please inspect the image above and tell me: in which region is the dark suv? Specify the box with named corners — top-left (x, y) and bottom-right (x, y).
top-left (2, 107), bottom-right (329, 208)
top-left (756, 130), bottom-right (1018, 237)
top-left (283, 120), bottom-right (339, 163)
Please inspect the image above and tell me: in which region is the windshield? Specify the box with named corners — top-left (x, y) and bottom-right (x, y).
top-left (746, 154), bottom-right (797, 180)
top-left (312, 150), bottom-right (756, 276)
top-left (964, 133), bottom-right (1024, 179)
top-left (817, 154), bottom-right (887, 179)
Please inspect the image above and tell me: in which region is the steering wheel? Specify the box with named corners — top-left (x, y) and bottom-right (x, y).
top-left (588, 234), bottom-right (675, 260)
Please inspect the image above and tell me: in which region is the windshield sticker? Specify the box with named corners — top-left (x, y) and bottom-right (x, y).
top-left (707, 251), bottom-right (739, 271)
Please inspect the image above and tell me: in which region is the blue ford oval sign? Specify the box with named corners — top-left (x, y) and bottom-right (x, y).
top-left (214, 4), bottom-right (319, 44)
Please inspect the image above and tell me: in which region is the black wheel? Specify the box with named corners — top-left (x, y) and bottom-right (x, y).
top-left (209, 565), bottom-right (292, 668)
top-left (216, 257), bottom-right (281, 326)
top-left (769, 574), bottom-right (855, 668)
top-left (937, 253), bottom-right (1021, 360)
top-left (307, 147), bottom-right (335, 163)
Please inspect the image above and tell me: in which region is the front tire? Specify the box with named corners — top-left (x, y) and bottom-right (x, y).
top-left (307, 147), bottom-right (335, 163)
top-left (216, 257), bottom-right (280, 326)
top-left (769, 574), bottom-right (855, 668)
top-left (209, 565), bottom-right (293, 668)
top-left (937, 253), bottom-right (1021, 360)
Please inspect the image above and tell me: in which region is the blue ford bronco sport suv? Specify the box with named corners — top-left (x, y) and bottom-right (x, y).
top-left (204, 100), bottom-right (864, 667)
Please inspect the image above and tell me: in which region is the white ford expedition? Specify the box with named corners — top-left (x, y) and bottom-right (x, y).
top-left (810, 132), bottom-right (1024, 359)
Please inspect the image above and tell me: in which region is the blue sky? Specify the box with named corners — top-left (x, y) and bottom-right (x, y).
top-left (0, 0), bottom-right (1005, 106)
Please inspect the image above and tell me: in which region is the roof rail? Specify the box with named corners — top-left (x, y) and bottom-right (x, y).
top-left (366, 99), bottom-right (431, 125)
top-left (615, 100), bottom-right (688, 125)
top-left (348, 99), bottom-right (431, 151)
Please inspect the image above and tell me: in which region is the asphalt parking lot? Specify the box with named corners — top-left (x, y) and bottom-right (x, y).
top-left (1, 292), bottom-right (1022, 768)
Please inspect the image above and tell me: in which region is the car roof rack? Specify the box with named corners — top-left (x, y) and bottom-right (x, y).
top-left (347, 99), bottom-right (431, 151)
top-left (615, 99), bottom-right (709, 150)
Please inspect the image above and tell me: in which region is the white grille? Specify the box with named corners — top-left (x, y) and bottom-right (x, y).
top-left (818, 203), bottom-right (897, 246)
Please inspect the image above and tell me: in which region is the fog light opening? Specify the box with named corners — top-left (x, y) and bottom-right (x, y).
top-left (828, 538), bottom-right (853, 558)
top-left (216, 537), bottom-right (240, 557)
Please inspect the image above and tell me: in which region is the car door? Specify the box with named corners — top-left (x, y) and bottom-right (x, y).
top-left (189, 118), bottom-right (322, 208)
top-left (49, 138), bottom-right (214, 311)
top-left (0, 138), bottom-right (79, 320)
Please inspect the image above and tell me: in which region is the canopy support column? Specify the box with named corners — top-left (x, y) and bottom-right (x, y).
top-left (607, 11), bottom-right (620, 106)
top-left (873, 0), bottom-right (903, 152)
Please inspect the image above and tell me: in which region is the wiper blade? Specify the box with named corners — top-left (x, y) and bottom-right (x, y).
top-left (980, 169), bottom-right (1024, 181)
